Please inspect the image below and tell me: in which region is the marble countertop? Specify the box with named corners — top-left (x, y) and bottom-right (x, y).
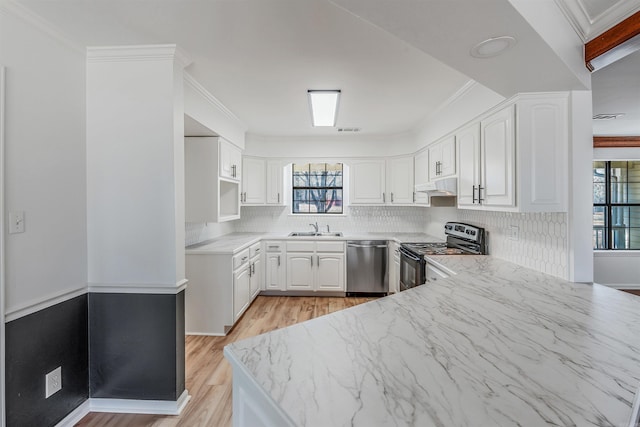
top-left (224, 255), bottom-right (640, 426)
top-left (186, 232), bottom-right (442, 254)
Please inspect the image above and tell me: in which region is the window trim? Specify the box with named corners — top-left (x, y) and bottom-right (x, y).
top-left (594, 160), bottom-right (640, 250)
top-left (291, 162), bottom-right (344, 215)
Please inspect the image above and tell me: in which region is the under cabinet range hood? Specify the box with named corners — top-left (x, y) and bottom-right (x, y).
top-left (415, 177), bottom-right (457, 196)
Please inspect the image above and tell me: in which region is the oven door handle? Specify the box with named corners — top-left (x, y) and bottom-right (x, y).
top-left (399, 247), bottom-right (422, 262)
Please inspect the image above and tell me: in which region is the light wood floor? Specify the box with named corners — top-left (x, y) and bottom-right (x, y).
top-left (76, 295), bottom-right (376, 427)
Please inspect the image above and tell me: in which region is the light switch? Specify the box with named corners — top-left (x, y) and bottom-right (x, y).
top-left (9, 211), bottom-right (25, 234)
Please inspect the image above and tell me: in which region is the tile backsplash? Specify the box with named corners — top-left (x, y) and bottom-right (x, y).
top-left (234, 205), bottom-right (430, 233)
top-left (186, 205), bottom-right (569, 280)
top-left (457, 210), bottom-right (568, 279)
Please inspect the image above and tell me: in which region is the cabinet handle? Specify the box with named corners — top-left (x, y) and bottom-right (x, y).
top-left (277, 193), bottom-right (280, 203)
top-left (277, 255), bottom-right (281, 267)
top-left (244, 192), bottom-right (247, 202)
top-left (472, 185), bottom-right (477, 204)
top-left (311, 256), bottom-right (313, 267)
top-left (268, 245), bottom-right (279, 249)
top-left (478, 186), bottom-right (484, 203)
top-left (317, 255), bottom-right (320, 266)
top-left (248, 264), bottom-right (252, 277)
top-left (383, 193), bottom-right (386, 203)
top-left (231, 164), bottom-right (236, 178)
top-left (413, 191), bottom-right (416, 203)
top-left (391, 192), bottom-right (394, 203)
top-left (252, 262), bottom-right (256, 275)
top-left (255, 248), bottom-right (260, 253)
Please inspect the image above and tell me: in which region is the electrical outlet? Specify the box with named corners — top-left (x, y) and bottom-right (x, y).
top-left (9, 211), bottom-right (25, 234)
top-left (45, 367), bottom-right (62, 398)
top-left (509, 225), bottom-right (519, 241)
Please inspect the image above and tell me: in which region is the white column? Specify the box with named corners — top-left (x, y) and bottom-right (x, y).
top-left (86, 45), bottom-right (190, 292)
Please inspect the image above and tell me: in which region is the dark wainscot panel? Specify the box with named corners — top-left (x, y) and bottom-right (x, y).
top-left (89, 291), bottom-right (185, 400)
top-left (6, 294), bottom-right (89, 427)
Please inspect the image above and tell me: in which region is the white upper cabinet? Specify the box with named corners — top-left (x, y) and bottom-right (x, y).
top-left (349, 159), bottom-right (386, 204)
top-left (387, 156), bottom-right (414, 205)
top-left (265, 160), bottom-right (284, 205)
top-left (242, 157), bottom-right (266, 205)
top-left (428, 135), bottom-right (456, 180)
top-left (456, 123), bottom-right (481, 207)
top-left (413, 149), bottom-right (430, 206)
top-left (220, 138), bottom-right (242, 181)
top-left (241, 157), bottom-right (284, 206)
top-left (457, 92), bottom-right (568, 212)
top-left (480, 105), bottom-right (515, 207)
top-left (185, 137), bottom-right (241, 222)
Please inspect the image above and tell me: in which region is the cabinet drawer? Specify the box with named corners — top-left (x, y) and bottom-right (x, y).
top-left (233, 248), bottom-right (250, 270)
top-left (265, 241), bottom-right (283, 252)
top-left (286, 241), bottom-right (315, 252)
top-left (250, 242), bottom-right (261, 258)
top-left (316, 241), bottom-right (345, 253)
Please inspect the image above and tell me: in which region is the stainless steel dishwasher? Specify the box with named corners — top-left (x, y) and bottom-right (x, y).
top-left (346, 240), bottom-right (388, 295)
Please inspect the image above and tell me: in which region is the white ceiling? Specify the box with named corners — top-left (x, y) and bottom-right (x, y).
top-left (13, 0), bottom-right (636, 138)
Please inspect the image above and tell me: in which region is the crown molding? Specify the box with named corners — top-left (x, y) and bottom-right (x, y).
top-left (555, 0), bottom-right (640, 42)
top-left (0, 0), bottom-right (84, 54)
top-left (87, 44), bottom-right (192, 66)
top-left (412, 79), bottom-right (478, 133)
top-left (183, 72), bottom-right (247, 130)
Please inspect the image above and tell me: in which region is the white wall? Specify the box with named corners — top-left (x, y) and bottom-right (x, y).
top-left (1, 8), bottom-right (87, 316)
top-left (593, 147), bottom-right (640, 287)
top-left (87, 46), bottom-right (186, 288)
top-left (245, 132), bottom-right (417, 158)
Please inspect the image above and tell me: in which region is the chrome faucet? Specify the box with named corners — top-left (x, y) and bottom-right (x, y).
top-left (309, 222), bottom-right (319, 233)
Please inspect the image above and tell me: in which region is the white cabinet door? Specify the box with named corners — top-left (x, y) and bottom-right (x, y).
top-left (481, 105), bottom-right (515, 207)
top-left (233, 265), bottom-right (251, 322)
top-left (266, 160), bottom-right (283, 205)
top-left (220, 139), bottom-right (242, 181)
top-left (242, 157), bottom-right (266, 204)
top-left (250, 256), bottom-right (262, 299)
top-left (387, 156), bottom-right (414, 204)
top-left (457, 123), bottom-right (481, 207)
top-left (286, 254), bottom-right (314, 290)
top-left (413, 150), bottom-right (430, 205)
top-left (428, 136), bottom-right (455, 180)
top-left (265, 252), bottom-right (285, 291)
top-left (349, 160), bottom-right (385, 204)
top-left (387, 242), bottom-right (400, 293)
top-left (316, 253), bottom-right (345, 291)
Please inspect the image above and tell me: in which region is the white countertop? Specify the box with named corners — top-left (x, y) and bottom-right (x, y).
top-left (185, 232), bottom-right (442, 255)
top-left (224, 255), bottom-right (640, 426)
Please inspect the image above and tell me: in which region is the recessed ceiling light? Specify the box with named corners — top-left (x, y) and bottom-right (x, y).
top-left (470, 36), bottom-right (517, 58)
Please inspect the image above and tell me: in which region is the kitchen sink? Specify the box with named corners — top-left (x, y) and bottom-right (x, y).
top-left (288, 232), bottom-right (343, 237)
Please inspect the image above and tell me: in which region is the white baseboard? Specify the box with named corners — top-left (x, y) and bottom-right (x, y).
top-left (54, 390), bottom-right (191, 426)
top-left (90, 390), bottom-right (191, 415)
top-left (55, 400), bottom-right (91, 427)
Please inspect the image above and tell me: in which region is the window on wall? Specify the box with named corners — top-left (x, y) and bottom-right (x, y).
top-left (593, 161), bottom-right (640, 250)
top-left (292, 163), bottom-right (343, 214)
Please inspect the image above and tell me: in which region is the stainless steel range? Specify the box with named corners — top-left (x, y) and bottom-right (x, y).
top-left (399, 222), bottom-right (487, 291)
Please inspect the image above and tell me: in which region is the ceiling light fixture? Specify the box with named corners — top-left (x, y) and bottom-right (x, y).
top-left (308, 90), bottom-right (341, 127)
top-left (470, 36), bottom-right (517, 58)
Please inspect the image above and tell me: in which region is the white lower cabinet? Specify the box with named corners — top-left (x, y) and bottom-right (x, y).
top-left (249, 242), bottom-right (262, 299)
top-left (286, 241), bottom-right (345, 292)
top-left (388, 241), bottom-right (400, 293)
top-left (233, 264), bottom-right (251, 322)
top-left (186, 243), bottom-right (261, 336)
top-left (264, 241), bottom-right (286, 291)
